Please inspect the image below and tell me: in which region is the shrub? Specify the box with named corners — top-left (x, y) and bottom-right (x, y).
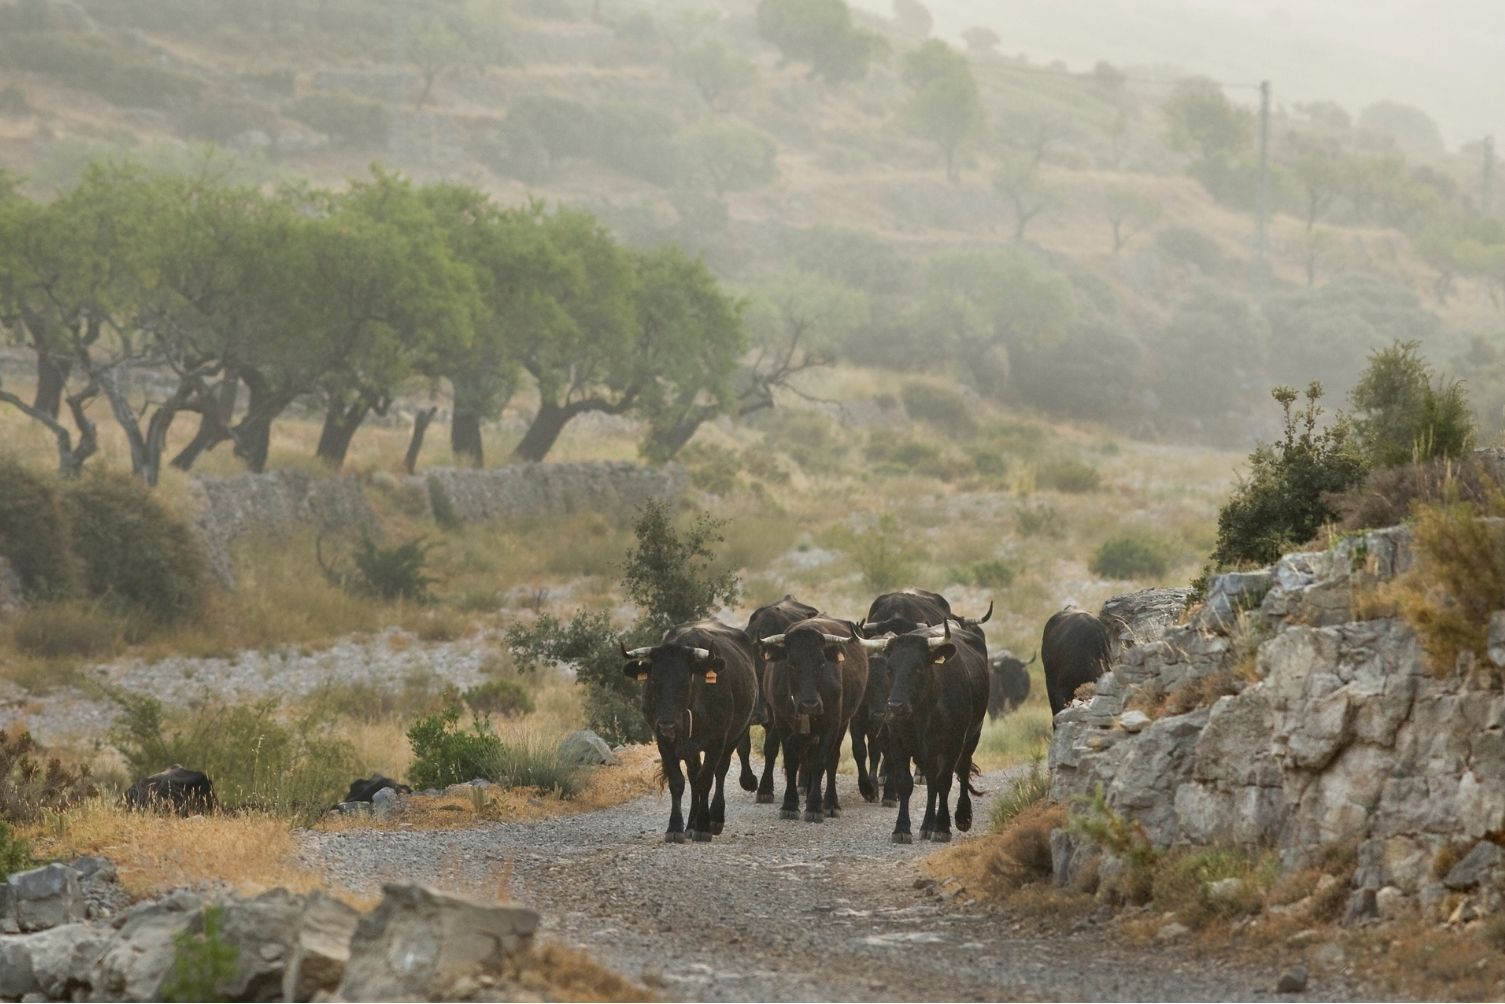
top-left (1212, 384), bottom-right (1368, 567)
top-left (462, 677), bottom-right (535, 718)
top-left (1091, 532), bottom-right (1172, 580)
top-left (621, 499), bottom-right (739, 635)
top-left (970, 449), bottom-right (1007, 478)
top-left (1070, 787), bottom-right (1158, 903)
top-left (757, 409), bottom-right (847, 473)
top-left (1154, 225), bottom-right (1225, 273)
top-left (1350, 340), bottom-right (1475, 467)
top-left (900, 382), bottom-right (977, 436)
top-left (989, 760), bottom-right (1049, 831)
top-left (0, 821), bottom-right (32, 881)
top-left (426, 476), bottom-right (461, 530)
top-left (284, 92), bottom-right (388, 148)
top-left (1151, 848), bottom-right (1273, 923)
top-left (680, 442), bottom-right (742, 496)
top-left (482, 734), bottom-right (583, 798)
top-left (405, 705), bottom-right (508, 789)
top-left (11, 602), bottom-right (124, 660)
top-left (1394, 499), bottom-right (1505, 674)
top-left (0, 455), bottom-right (79, 600)
top-left (0, 729), bottom-right (97, 823)
top-left (343, 535), bottom-right (436, 603)
top-left (0, 31), bottom-right (202, 108)
top-left (108, 693), bottom-right (360, 815)
top-left (1331, 454), bottom-right (1503, 532)
top-left (1015, 503), bottom-right (1064, 538)
top-left (958, 559), bottom-right (1015, 590)
top-left (176, 96), bottom-right (277, 144)
top-left (844, 513), bottom-right (918, 593)
top-left (161, 904), bottom-right (239, 1004)
top-left (508, 609), bottom-right (650, 746)
top-left (64, 473), bottom-right (210, 627)
top-left (1035, 457), bottom-right (1100, 493)
top-left (867, 437), bottom-right (955, 480)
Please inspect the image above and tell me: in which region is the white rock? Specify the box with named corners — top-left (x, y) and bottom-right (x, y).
top-left (1118, 710), bottom-right (1151, 734)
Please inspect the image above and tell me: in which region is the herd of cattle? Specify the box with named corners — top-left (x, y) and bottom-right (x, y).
top-left (621, 588), bottom-right (1116, 845)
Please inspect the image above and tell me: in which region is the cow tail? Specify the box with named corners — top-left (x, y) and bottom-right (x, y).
top-left (965, 758), bottom-right (984, 797)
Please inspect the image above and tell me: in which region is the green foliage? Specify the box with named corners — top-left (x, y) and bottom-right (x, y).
top-left (161, 905), bottom-right (239, 1004)
top-left (1154, 225), bottom-right (1226, 273)
top-left (1156, 284), bottom-right (1267, 431)
top-left (0, 456), bottom-right (79, 600)
top-left (1350, 340), bottom-right (1474, 467)
top-left (483, 733), bottom-right (583, 798)
top-left (593, 102), bottom-right (679, 185)
top-left (0, 820), bottom-right (32, 882)
top-left (1152, 848), bottom-right (1275, 922)
top-left (674, 119), bottom-right (779, 196)
top-left (405, 705), bottom-right (508, 788)
top-left (348, 536), bottom-right (436, 603)
top-left (1035, 457), bottom-right (1101, 494)
top-left (1070, 786), bottom-right (1159, 902)
top-left (1162, 79), bottom-right (1253, 162)
top-left (284, 92), bottom-right (388, 147)
top-left (1356, 100), bottom-right (1445, 156)
top-left (1015, 503), bottom-right (1064, 538)
top-left (0, 729), bottom-right (97, 824)
top-left (841, 513), bottom-right (917, 593)
top-left (989, 760), bottom-right (1049, 831)
top-left (462, 677), bottom-right (535, 718)
top-left (1091, 532), bottom-right (1172, 580)
top-left (64, 473), bottom-right (210, 627)
top-left (900, 40), bottom-right (982, 180)
top-left (1395, 499), bottom-right (1505, 675)
top-left (108, 692), bottom-right (360, 815)
top-left (0, 30), bottom-right (202, 108)
top-left (957, 558), bottom-right (1015, 590)
top-left (507, 608), bottom-right (650, 746)
top-left (426, 476), bottom-right (461, 531)
top-left (755, 0), bottom-right (878, 85)
top-left (1212, 384), bottom-right (1369, 567)
top-left (900, 382), bottom-right (977, 436)
top-left (672, 37), bottom-right (755, 110)
top-left (11, 602), bottom-right (124, 660)
top-left (622, 499), bottom-right (740, 634)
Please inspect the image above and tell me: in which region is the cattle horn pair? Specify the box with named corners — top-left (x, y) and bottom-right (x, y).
top-left (927, 620), bottom-right (952, 649)
top-left (950, 600), bottom-right (994, 628)
top-left (684, 646), bottom-right (712, 660)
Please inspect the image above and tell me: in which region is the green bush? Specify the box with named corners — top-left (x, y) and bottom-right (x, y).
top-left (176, 96), bottom-right (277, 144)
top-left (426, 476), bottom-right (461, 530)
top-left (1015, 503), bottom-right (1064, 538)
top-left (349, 536), bottom-right (435, 603)
top-left (990, 760), bottom-right (1049, 831)
top-left (0, 455), bottom-right (80, 600)
top-left (1035, 457), bottom-right (1101, 493)
top-left (958, 559), bottom-right (1015, 590)
top-left (11, 602), bottom-right (124, 660)
top-left (621, 499), bottom-right (739, 635)
top-left (1154, 225), bottom-right (1226, 273)
top-left (0, 820), bottom-right (32, 882)
top-left (406, 705), bottom-right (508, 788)
top-left (161, 904), bottom-right (239, 1004)
top-left (284, 92), bottom-right (388, 148)
top-left (64, 473), bottom-right (210, 627)
top-left (680, 443), bottom-right (742, 496)
top-left (108, 693), bottom-right (360, 816)
top-left (462, 677), bottom-right (535, 718)
top-left (970, 449), bottom-right (1008, 478)
top-left (1212, 384), bottom-right (1368, 567)
top-left (867, 438), bottom-right (955, 479)
top-left (900, 382), bottom-right (978, 436)
top-left (1091, 532), bottom-right (1172, 580)
top-left (508, 609), bottom-right (651, 746)
top-left (842, 513), bottom-right (917, 593)
top-left (483, 734), bottom-right (583, 798)
top-left (1350, 340), bottom-right (1475, 467)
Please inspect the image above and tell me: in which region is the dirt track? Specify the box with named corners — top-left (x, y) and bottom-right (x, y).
top-left (302, 766), bottom-right (1375, 1002)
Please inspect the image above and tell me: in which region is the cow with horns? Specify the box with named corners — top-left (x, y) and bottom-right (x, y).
top-left (758, 617), bottom-right (870, 823)
top-left (855, 590), bottom-right (992, 806)
top-left (988, 650), bottom-right (1036, 719)
top-left (745, 595), bottom-right (822, 804)
top-left (622, 619), bottom-right (757, 843)
top-left (862, 619), bottom-right (989, 844)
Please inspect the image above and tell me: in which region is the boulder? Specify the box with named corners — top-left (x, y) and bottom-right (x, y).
top-left (283, 894), bottom-right (361, 1003)
top-left (25, 923), bottom-right (113, 1000)
top-left (371, 786), bottom-right (402, 820)
top-left (559, 729), bottom-right (619, 766)
top-left (0, 935), bottom-right (39, 998)
top-left (92, 890), bottom-right (204, 1002)
top-left (1444, 841), bottom-right (1503, 891)
top-left (1191, 569), bottom-right (1273, 633)
top-left (6, 863), bottom-right (85, 932)
top-left (1098, 588), bottom-right (1194, 648)
top-left (338, 884), bottom-right (539, 1001)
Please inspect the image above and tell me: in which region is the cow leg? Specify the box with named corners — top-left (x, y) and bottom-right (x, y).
top-left (879, 741), bottom-right (899, 807)
top-left (954, 730), bottom-right (982, 833)
top-left (709, 745), bottom-right (733, 836)
top-left (851, 718), bottom-right (876, 803)
top-left (919, 756), bottom-right (939, 840)
top-left (931, 761), bottom-right (956, 843)
top-left (690, 752), bottom-right (716, 842)
top-left (804, 723), bottom-right (832, 823)
top-left (779, 733), bottom-right (802, 821)
top-left (757, 726), bottom-right (780, 804)
top-left (735, 728), bottom-right (758, 793)
top-left (891, 752), bottom-right (915, 844)
top-left (824, 728), bottom-right (843, 817)
top-left (659, 740), bottom-right (688, 843)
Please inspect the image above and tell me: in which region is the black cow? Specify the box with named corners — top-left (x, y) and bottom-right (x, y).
top-left (623, 619), bottom-right (757, 843)
top-left (745, 595), bottom-right (821, 804)
top-left (1041, 607), bottom-right (1114, 717)
top-left (341, 774), bottom-right (412, 803)
top-left (988, 650), bottom-right (1036, 719)
top-left (855, 590), bottom-right (992, 806)
top-left (124, 765), bottom-right (216, 815)
top-left (759, 618), bottom-right (869, 823)
top-left (869, 620), bottom-right (988, 844)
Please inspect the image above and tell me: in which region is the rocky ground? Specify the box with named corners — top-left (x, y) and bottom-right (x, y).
top-left (302, 766), bottom-right (1381, 1002)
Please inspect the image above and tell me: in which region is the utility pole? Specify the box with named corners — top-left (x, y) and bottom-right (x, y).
top-left (1255, 79), bottom-right (1271, 299)
top-left (1483, 135), bottom-right (1495, 217)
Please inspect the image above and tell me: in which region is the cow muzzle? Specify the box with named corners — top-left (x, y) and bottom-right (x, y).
top-left (797, 699), bottom-right (823, 716)
top-left (655, 719), bottom-right (679, 740)
top-left (886, 700), bottom-right (911, 718)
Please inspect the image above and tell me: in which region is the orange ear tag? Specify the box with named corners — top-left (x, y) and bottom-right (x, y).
top-left (704, 670), bottom-right (719, 684)
top-left (636, 671), bottom-right (648, 682)
top-left (836, 652), bottom-right (846, 663)
top-left (934, 656), bottom-right (947, 664)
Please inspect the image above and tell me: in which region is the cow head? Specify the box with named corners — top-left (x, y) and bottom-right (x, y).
top-left (988, 650), bottom-right (1035, 719)
top-left (759, 627), bottom-right (849, 717)
top-left (881, 622), bottom-right (956, 718)
top-left (622, 643), bottom-right (724, 741)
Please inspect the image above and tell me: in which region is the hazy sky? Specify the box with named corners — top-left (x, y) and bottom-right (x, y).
top-left (851, 0), bottom-right (1504, 148)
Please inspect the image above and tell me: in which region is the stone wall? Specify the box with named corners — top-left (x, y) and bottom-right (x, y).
top-left (1049, 526), bottom-right (1505, 924)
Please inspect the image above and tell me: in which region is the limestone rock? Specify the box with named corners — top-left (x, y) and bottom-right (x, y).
top-left (371, 786), bottom-right (402, 820)
top-left (1192, 569), bottom-right (1273, 633)
top-left (283, 893), bottom-right (361, 1003)
top-left (1118, 710), bottom-right (1150, 734)
top-left (92, 891), bottom-right (203, 1001)
top-left (1276, 966), bottom-right (1308, 993)
top-left (559, 729), bottom-right (619, 766)
top-left (1099, 588), bottom-right (1194, 648)
top-left (1490, 612), bottom-right (1505, 669)
top-left (1445, 841), bottom-right (1503, 891)
top-left (338, 884), bottom-right (539, 1001)
top-left (6, 863), bottom-right (85, 932)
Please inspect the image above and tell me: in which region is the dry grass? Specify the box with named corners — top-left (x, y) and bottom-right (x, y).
top-left (1392, 501), bottom-right (1505, 675)
top-left (922, 802), bottom-right (1067, 902)
top-left (507, 942), bottom-right (655, 1002)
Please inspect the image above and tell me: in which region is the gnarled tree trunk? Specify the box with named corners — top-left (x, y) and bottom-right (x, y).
top-left (404, 406), bottom-right (439, 475)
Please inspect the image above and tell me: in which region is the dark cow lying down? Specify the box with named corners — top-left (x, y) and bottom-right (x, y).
top-left (124, 765), bottom-right (216, 815)
top-left (341, 774), bottom-right (412, 803)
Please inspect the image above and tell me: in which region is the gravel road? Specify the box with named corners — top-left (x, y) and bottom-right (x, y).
top-left (302, 765), bottom-right (1379, 1002)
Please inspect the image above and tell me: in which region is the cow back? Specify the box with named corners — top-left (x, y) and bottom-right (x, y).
top-left (1041, 609), bottom-right (1113, 716)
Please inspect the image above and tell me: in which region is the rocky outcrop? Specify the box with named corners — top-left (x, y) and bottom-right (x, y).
top-left (1050, 525), bottom-right (1505, 924)
top-left (0, 874), bottom-right (540, 1003)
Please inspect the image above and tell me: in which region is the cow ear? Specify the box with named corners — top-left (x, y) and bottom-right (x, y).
top-left (824, 643), bottom-right (844, 663)
top-left (930, 644), bottom-right (957, 665)
top-left (761, 642), bottom-right (786, 663)
top-left (695, 655), bottom-right (725, 684)
top-left (623, 662), bottom-right (650, 682)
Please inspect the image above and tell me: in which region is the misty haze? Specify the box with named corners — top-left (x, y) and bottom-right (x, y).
top-left (0, 1), bottom-right (1501, 1001)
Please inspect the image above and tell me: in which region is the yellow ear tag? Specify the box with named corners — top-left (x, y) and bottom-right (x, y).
top-left (934, 656), bottom-right (947, 664)
top-left (836, 652), bottom-right (846, 663)
top-left (704, 670), bottom-right (718, 684)
top-left (636, 671), bottom-right (648, 682)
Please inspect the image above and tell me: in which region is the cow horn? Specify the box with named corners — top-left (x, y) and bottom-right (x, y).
top-left (760, 633), bottom-right (786, 645)
top-left (952, 600), bottom-right (994, 627)
top-left (686, 646), bottom-right (712, 660)
top-left (857, 637), bottom-right (889, 651)
top-left (621, 643), bottom-right (653, 660)
top-left (1025, 650), bottom-right (1038, 666)
top-left (928, 621), bottom-right (951, 649)
top-left (820, 632), bottom-right (849, 644)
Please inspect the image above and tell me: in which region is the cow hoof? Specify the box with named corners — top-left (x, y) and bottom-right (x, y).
top-left (803, 811), bottom-right (824, 823)
top-left (932, 831), bottom-right (952, 843)
top-left (692, 830), bottom-right (713, 843)
top-left (956, 816), bottom-right (972, 833)
top-left (711, 820), bottom-right (724, 835)
top-left (920, 829), bottom-right (933, 841)
top-left (757, 792), bottom-right (776, 804)
top-left (882, 798), bottom-right (898, 808)
top-left (665, 831), bottom-right (686, 844)
top-left (891, 832), bottom-right (912, 844)
top-left (825, 807), bottom-right (840, 818)
top-left (779, 808), bottom-right (800, 820)
top-left (862, 791), bottom-right (878, 803)
top-left (739, 773), bottom-right (758, 793)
